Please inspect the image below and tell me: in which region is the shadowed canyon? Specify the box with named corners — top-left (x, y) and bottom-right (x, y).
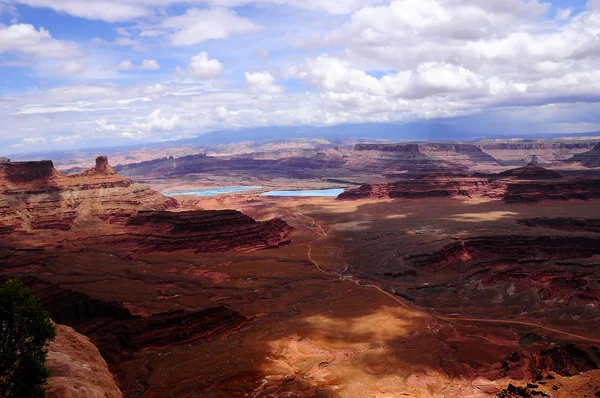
top-left (3, 139), bottom-right (600, 397)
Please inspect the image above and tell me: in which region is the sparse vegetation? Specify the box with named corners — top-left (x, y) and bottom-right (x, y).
top-left (0, 279), bottom-right (56, 398)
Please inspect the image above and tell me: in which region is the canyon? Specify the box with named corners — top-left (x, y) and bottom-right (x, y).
top-left (2, 139), bottom-right (600, 397)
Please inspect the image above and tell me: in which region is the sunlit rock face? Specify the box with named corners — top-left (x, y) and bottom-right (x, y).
top-left (47, 323), bottom-right (123, 398)
top-left (0, 156), bottom-right (177, 235)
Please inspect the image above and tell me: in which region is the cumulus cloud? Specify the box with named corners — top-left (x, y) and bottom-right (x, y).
top-left (186, 52), bottom-right (224, 80)
top-left (157, 8), bottom-right (264, 46)
top-left (61, 60), bottom-right (86, 75)
top-left (0, 23), bottom-right (81, 59)
top-left (11, 0), bottom-right (387, 23)
top-left (95, 119), bottom-right (117, 133)
top-left (245, 72), bottom-right (283, 94)
top-left (4, 0), bottom-right (600, 153)
top-left (132, 109), bottom-right (181, 132)
top-left (13, 0), bottom-right (148, 22)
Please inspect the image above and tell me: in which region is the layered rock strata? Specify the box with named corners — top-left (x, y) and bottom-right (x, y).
top-left (566, 143), bottom-right (600, 168)
top-left (517, 218), bottom-right (600, 233)
top-left (125, 210), bottom-right (293, 252)
top-left (0, 156), bottom-right (176, 235)
top-left (47, 323), bottom-right (124, 398)
top-left (339, 165), bottom-right (600, 203)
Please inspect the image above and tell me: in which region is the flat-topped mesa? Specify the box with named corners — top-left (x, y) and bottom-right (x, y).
top-left (0, 156), bottom-right (176, 235)
top-left (567, 142), bottom-right (600, 168)
top-left (354, 143), bottom-right (424, 155)
top-left (338, 175), bottom-right (502, 200)
top-left (420, 143), bottom-right (499, 165)
top-left (125, 210), bottom-right (293, 253)
top-left (0, 159), bottom-right (58, 185)
top-left (498, 163), bottom-right (562, 180)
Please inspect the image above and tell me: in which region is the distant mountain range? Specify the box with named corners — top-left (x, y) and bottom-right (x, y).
top-left (8, 121), bottom-right (600, 161)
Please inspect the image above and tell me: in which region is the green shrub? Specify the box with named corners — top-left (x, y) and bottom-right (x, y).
top-left (0, 279), bottom-right (56, 398)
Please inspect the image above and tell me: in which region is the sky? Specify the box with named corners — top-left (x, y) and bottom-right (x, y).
top-left (1, 0), bottom-right (600, 154)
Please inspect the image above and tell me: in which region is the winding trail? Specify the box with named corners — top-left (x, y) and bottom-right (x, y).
top-left (296, 211), bottom-right (600, 344)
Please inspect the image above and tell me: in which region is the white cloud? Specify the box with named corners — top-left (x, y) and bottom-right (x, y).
top-left (95, 119), bottom-right (117, 132)
top-left (186, 52), bottom-right (224, 80)
top-left (245, 72), bottom-right (283, 94)
top-left (12, 0), bottom-right (387, 23)
top-left (61, 60), bottom-right (86, 75)
top-left (158, 8), bottom-right (264, 46)
top-left (116, 59), bottom-right (160, 71)
top-left (132, 109), bottom-right (181, 132)
top-left (141, 59), bottom-right (160, 70)
top-left (116, 60), bottom-right (135, 71)
top-left (4, 0), bottom-right (600, 153)
top-left (11, 136), bottom-right (48, 148)
top-left (556, 8), bottom-right (572, 20)
top-left (587, 0), bottom-right (600, 10)
top-left (0, 23), bottom-right (81, 59)
top-left (13, 0), bottom-right (149, 23)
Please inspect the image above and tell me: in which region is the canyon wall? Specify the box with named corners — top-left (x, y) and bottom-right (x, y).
top-left (0, 157), bottom-right (176, 235)
top-left (47, 324), bottom-right (124, 398)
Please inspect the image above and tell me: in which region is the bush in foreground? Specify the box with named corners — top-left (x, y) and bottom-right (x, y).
top-left (0, 279), bottom-right (56, 398)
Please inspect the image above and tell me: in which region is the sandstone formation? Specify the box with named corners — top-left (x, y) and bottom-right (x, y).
top-left (47, 323), bottom-right (123, 398)
top-left (517, 218), bottom-right (600, 233)
top-left (377, 234), bottom-right (600, 321)
top-left (0, 157), bottom-right (176, 235)
top-left (498, 163), bottom-right (562, 179)
top-left (124, 210), bottom-right (292, 252)
top-left (339, 164), bottom-right (600, 203)
top-left (338, 175), bottom-right (502, 200)
top-left (26, 278), bottom-right (252, 365)
top-left (479, 141), bottom-right (597, 166)
top-left (0, 156), bottom-right (292, 253)
top-left (504, 178), bottom-right (600, 203)
top-left (115, 152), bottom-right (345, 180)
top-left (567, 142), bottom-right (600, 168)
top-left (345, 143), bottom-right (461, 174)
top-left (420, 143), bottom-right (499, 165)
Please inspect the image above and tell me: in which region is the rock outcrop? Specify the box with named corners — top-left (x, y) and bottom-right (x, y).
top-left (47, 323), bottom-right (123, 398)
top-left (115, 152), bottom-right (344, 180)
top-left (345, 143), bottom-right (461, 174)
top-left (498, 163), bottom-right (562, 180)
top-left (0, 156), bottom-right (293, 253)
top-left (124, 210), bottom-right (293, 253)
top-left (339, 165), bottom-right (600, 204)
top-left (517, 218), bottom-right (600, 233)
top-left (567, 143), bottom-right (600, 168)
top-left (420, 143), bottom-right (500, 165)
top-left (479, 141), bottom-right (597, 166)
top-left (26, 278), bottom-right (252, 365)
top-left (0, 157), bottom-right (176, 235)
top-left (504, 178), bottom-right (600, 203)
top-left (338, 175), bottom-right (504, 200)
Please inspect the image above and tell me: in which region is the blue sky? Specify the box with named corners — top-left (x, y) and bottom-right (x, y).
top-left (1, 0), bottom-right (600, 154)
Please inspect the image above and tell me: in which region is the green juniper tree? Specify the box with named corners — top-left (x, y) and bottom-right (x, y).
top-left (0, 279), bottom-right (56, 398)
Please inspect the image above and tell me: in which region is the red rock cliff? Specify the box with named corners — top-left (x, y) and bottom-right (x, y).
top-left (0, 156), bottom-right (176, 235)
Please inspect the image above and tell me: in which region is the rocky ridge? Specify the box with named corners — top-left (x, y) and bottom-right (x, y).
top-left (47, 323), bottom-right (124, 398)
top-left (124, 210), bottom-right (292, 252)
top-left (567, 143), bottom-right (600, 168)
top-left (0, 156), bottom-right (176, 235)
top-left (0, 156), bottom-right (292, 253)
top-left (339, 164), bottom-right (600, 203)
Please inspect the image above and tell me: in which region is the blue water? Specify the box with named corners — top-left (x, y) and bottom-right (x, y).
top-left (165, 186), bottom-right (262, 197)
top-left (261, 189), bottom-right (345, 197)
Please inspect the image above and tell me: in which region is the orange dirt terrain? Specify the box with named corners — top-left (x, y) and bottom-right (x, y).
top-left (2, 153), bottom-right (600, 397)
